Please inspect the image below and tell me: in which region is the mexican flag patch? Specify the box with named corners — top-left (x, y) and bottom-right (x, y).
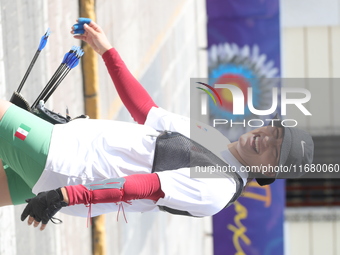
top-left (14, 124), bottom-right (31, 141)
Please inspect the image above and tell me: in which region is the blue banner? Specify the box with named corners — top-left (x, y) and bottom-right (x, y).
top-left (207, 1), bottom-right (285, 254)
top-left (213, 180), bottom-right (285, 255)
top-left (207, 0), bottom-right (281, 142)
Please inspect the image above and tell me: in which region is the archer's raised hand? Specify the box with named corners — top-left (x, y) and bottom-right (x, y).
top-left (71, 18), bottom-right (113, 55)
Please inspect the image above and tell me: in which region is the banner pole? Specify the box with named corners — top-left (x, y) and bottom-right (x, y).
top-left (79, 1), bottom-right (106, 255)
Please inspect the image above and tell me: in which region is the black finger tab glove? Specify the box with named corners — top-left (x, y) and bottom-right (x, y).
top-left (21, 188), bottom-right (68, 225)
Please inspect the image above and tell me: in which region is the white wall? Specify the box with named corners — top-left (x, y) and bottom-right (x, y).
top-left (281, 1), bottom-right (340, 255)
top-left (281, 26), bottom-right (340, 135)
top-left (281, 0), bottom-right (340, 136)
top-left (281, 0), bottom-right (340, 27)
top-left (285, 208), bottom-right (340, 255)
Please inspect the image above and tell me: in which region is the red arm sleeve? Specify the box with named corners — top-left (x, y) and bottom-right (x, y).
top-left (64, 173), bottom-right (165, 206)
top-left (102, 48), bottom-right (158, 124)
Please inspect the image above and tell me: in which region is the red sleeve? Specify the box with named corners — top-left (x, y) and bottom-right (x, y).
top-left (65, 173), bottom-right (165, 206)
top-left (102, 48), bottom-right (158, 124)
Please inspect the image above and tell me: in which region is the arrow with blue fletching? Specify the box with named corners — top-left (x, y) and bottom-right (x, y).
top-left (32, 46), bottom-right (84, 107)
top-left (16, 28), bottom-right (51, 93)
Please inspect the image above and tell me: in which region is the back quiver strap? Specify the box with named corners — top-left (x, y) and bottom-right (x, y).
top-left (9, 92), bottom-right (88, 125)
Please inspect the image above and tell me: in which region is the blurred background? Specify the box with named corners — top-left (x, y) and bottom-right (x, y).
top-left (0, 0), bottom-right (339, 255)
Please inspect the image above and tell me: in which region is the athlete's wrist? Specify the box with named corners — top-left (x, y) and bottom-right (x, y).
top-left (60, 187), bottom-right (69, 205)
top-left (98, 45), bottom-right (113, 56)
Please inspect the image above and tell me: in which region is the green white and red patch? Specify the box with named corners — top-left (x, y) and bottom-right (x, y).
top-left (14, 124), bottom-right (31, 141)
